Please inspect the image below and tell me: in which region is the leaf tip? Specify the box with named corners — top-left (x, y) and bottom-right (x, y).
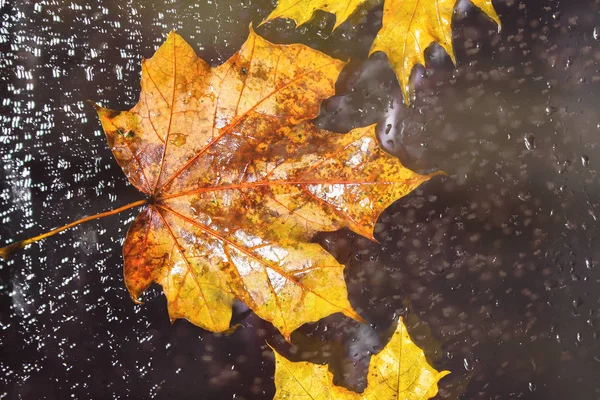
top-left (367, 46), bottom-right (378, 59)
top-left (447, 50), bottom-right (457, 66)
top-left (368, 233), bottom-right (381, 244)
top-left (164, 30), bottom-right (185, 48)
top-left (427, 170), bottom-right (447, 180)
top-left (395, 76), bottom-right (413, 107)
top-left (223, 323), bottom-right (243, 335)
top-left (352, 311), bottom-right (367, 324)
top-left (130, 295), bottom-right (144, 305)
top-left (282, 332), bottom-right (293, 344)
top-left (89, 100), bottom-right (116, 118)
top-left (247, 23), bottom-right (264, 44)
top-left (331, 17), bottom-right (342, 31)
top-left (92, 103), bottom-right (120, 122)
top-left (491, 15), bottom-right (502, 32)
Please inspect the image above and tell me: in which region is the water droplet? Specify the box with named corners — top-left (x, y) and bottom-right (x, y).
top-left (115, 65), bottom-right (123, 81)
top-left (169, 133), bottom-right (187, 147)
top-left (524, 134), bottom-right (535, 151)
top-left (528, 381), bottom-right (537, 392)
top-left (594, 27), bottom-right (600, 41)
top-left (565, 57), bottom-right (572, 69)
top-left (85, 66), bottom-right (94, 81)
top-left (463, 357), bottom-right (473, 371)
top-left (565, 221), bottom-right (576, 230)
top-left (581, 155), bottom-right (589, 167)
top-left (518, 192), bottom-right (531, 202)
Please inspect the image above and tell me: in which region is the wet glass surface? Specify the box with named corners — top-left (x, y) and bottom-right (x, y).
top-left (1, 0), bottom-right (600, 398)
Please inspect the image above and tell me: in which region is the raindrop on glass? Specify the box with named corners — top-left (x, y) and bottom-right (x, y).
top-left (581, 155), bottom-right (589, 167)
top-left (463, 357), bottom-right (473, 371)
top-left (524, 134), bottom-right (535, 151)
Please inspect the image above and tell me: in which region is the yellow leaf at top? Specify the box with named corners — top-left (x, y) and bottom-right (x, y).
top-left (273, 316), bottom-right (450, 399)
top-left (261, 0), bottom-right (500, 105)
top-left (370, 0), bottom-right (499, 104)
top-left (261, 0), bottom-right (368, 29)
top-left (93, 30), bottom-right (436, 340)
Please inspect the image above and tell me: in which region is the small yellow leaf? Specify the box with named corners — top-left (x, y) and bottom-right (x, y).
top-left (273, 316), bottom-right (450, 399)
top-left (261, 0), bottom-right (368, 30)
top-left (261, 0), bottom-right (500, 105)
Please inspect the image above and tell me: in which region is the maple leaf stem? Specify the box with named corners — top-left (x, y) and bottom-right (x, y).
top-left (0, 198), bottom-right (148, 260)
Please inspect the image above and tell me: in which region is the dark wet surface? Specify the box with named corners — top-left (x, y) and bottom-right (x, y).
top-left (1, 0), bottom-right (600, 398)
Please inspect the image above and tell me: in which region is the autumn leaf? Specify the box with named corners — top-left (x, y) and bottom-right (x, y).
top-left (1, 29), bottom-right (437, 340)
top-left (272, 316), bottom-right (450, 399)
top-left (261, 0), bottom-right (500, 104)
top-left (262, 0), bottom-right (369, 30)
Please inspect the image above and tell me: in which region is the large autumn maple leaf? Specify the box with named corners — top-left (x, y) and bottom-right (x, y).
top-left (262, 0), bottom-right (500, 104)
top-left (1, 29), bottom-right (436, 340)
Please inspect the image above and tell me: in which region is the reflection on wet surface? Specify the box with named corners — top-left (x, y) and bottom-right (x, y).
top-left (1, 0), bottom-right (599, 399)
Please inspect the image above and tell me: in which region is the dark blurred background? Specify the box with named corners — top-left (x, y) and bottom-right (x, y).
top-left (1, 0), bottom-right (599, 398)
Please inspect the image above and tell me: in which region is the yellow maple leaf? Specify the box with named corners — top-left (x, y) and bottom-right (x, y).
top-left (99, 30), bottom-right (436, 340)
top-left (0, 30), bottom-right (439, 340)
top-left (261, 0), bottom-right (500, 105)
top-left (273, 316), bottom-right (450, 399)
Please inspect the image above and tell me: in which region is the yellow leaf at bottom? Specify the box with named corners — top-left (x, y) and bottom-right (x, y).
top-left (273, 317), bottom-right (450, 399)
